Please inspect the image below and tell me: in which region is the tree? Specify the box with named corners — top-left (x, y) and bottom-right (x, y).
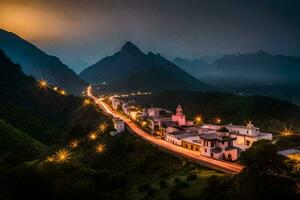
top-left (239, 139), bottom-right (288, 176)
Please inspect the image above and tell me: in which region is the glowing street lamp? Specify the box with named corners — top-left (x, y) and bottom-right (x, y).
top-left (95, 143), bottom-right (106, 154)
top-left (60, 90), bottom-right (66, 95)
top-left (195, 115), bottom-right (203, 125)
top-left (84, 99), bottom-right (91, 105)
top-left (46, 156), bottom-right (55, 162)
top-left (215, 118), bottom-right (222, 124)
top-left (141, 121), bottom-right (147, 127)
top-left (54, 149), bottom-right (71, 163)
top-left (280, 127), bottom-right (294, 136)
top-left (38, 79), bottom-right (48, 88)
top-left (98, 123), bottom-right (108, 132)
top-left (88, 132), bottom-right (97, 140)
top-left (70, 139), bottom-right (80, 149)
top-left (53, 86), bottom-right (58, 91)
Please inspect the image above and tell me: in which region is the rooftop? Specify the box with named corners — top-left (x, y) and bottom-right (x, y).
top-left (200, 134), bottom-right (236, 142)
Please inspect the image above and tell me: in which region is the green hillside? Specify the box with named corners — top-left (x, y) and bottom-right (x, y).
top-left (0, 119), bottom-right (47, 162)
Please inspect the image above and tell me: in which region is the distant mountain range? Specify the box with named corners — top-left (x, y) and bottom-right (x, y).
top-left (174, 51), bottom-right (300, 84)
top-left (0, 29), bottom-right (87, 95)
top-left (173, 57), bottom-right (209, 77)
top-left (80, 42), bottom-right (208, 92)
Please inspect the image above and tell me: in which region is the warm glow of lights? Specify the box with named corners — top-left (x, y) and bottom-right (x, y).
top-left (142, 121), bottom-right (147, 127)
top-left (38, 79), bottom-right (48, 88)
top-left (70, 139), bottom-right (80, 149)
top-left (280, 127), bottom-right (295, 136)
top-left (46, 156), bottom-right (55, 162)
top-left (195, 115), bottom-right (204, 125)
top-left (54, 149), bottom-right (71, 163)
top-left (98, 122), bottom-right (108, 132)
top-left (288, 154), bottom-right (300, 171)
top-left (95, 143), bottom-right (106, 154)
top-left (215, 118), bottom-right (222, 124)
top-left (88, 132), bottom-right (97, 140)
top-left (84, 99), bottom-right (91, 105)
top-left (60, 90), bottom-right (66, 95)
top-left (53, 86), bottom-right (58, 91)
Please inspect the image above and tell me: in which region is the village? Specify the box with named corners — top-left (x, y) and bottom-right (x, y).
top-left (108, 95), bottom-right (273, 162)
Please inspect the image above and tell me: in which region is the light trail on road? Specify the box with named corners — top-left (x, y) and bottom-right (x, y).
top-left (87, 86), bottom-right (243, 174)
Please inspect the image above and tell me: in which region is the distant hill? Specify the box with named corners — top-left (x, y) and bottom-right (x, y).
top-left (211, 50), bottom-right (300, 83)
top-left (143, 90), bottom-right (300, 133)
top-left (0, 49), bottom-right (82, 143)
top-left (173, 57), bottom-right (209, 77)
top-left (174, 51), bottom-right (300, 84)
top-left (0, 29), bottom-right (87, 95)
top-left (80, 41), bottom-right (208, 92)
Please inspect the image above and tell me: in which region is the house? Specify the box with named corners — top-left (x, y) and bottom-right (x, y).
top-left (111, 98), bottom-right (122, 110)
top-left (181, 127), bottom-right (238, 161)
top-left (165, 132), bottom-right (197, 146)
top-left (172, 105), bottom-right (186, 126)
top-left (181, 136), bottom-right (202, 152)
top-left (122, 104), bottom-right (130, 115)
top-left (202, 122), bottom-right (273, 151)
top-left (113, 118), bottom-right (125, 133)
top-left (226, 122), bottom-right (272, 150)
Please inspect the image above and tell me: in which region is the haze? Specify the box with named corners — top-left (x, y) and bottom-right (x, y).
top-left (0, 0), bottom-right (299, 73)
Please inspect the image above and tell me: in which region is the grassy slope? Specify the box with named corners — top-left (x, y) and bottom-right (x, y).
top-left (0, 119), bottom-right (47, 161)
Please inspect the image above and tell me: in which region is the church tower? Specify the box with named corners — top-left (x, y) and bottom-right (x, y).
top-left (172, 104), bottom-right (186, 126)
top-left (176, 105), bottom-right (183, 115)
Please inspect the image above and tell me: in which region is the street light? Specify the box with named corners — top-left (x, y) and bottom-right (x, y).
top-left (280, 127), bottom-right (294, 136)
top-left (38, 79), bottom-right (48, 88)
top-left (88, 132), bottom-right (97, 140)
top-left (54, 149), bottom-right (71, 163)
top-left (215, 118), bottom-right (222, 124)
top-left (84, 99), bottom-right (91, 105)
top-left (95, 143), bottom-right (106, 154)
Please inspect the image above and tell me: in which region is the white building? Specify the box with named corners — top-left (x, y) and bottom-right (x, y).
top-left (202, 122), bottom-right (273, 151)
top-left (111, 98), bottom-right (122, 110)
top-left (113, 118), bottom-right (125, 133)
top-left (181, 129), bottom-right (238, 161)
top-left (165, 132), bottom-right (197, 146)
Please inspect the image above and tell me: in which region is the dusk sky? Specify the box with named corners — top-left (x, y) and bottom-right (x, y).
top-left (0, 0), bottom-right (300, 73)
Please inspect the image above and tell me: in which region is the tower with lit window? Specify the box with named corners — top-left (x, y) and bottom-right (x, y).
top-left (172, 104), bottom-right (186, 126)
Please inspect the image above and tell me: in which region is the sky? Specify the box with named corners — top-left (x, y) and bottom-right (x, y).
top-left (0, 0), bottom-right (300, 73)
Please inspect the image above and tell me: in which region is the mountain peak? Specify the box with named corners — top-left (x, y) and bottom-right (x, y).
top-left (254, 50), bottom-right (270, 56)
top-left (121, 41), bottom-right (142, 54)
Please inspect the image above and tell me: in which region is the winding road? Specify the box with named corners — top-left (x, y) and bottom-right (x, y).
top-left (87, 86), bottom-right (243, 174)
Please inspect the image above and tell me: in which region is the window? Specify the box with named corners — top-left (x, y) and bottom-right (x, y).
top-left (205, 149), bottom-right (207, 153)
top-left (196, 148), bottom-right (199, 151)
top-left (186, 144), bottom-right (188, 148)
top-left (246, 140), bottom-right (251, 146)
top-left (191, 145), bottom-right (194, 150)
top-left (211, 142), bottom-right (215, 147)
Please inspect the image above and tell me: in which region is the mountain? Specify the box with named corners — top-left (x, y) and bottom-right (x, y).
top-left (0, 29), bottom-right (87, 95)
top-left (0, 49), bottom-right (83, 143)
top-left (199, 53), bottom-right (226, 64)
top-left (173, 57), bottom-right (209, 77)
top-left (80, 41), bottom-right (208, 92)
top-left (210, 50), bottom-right (300, 83)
